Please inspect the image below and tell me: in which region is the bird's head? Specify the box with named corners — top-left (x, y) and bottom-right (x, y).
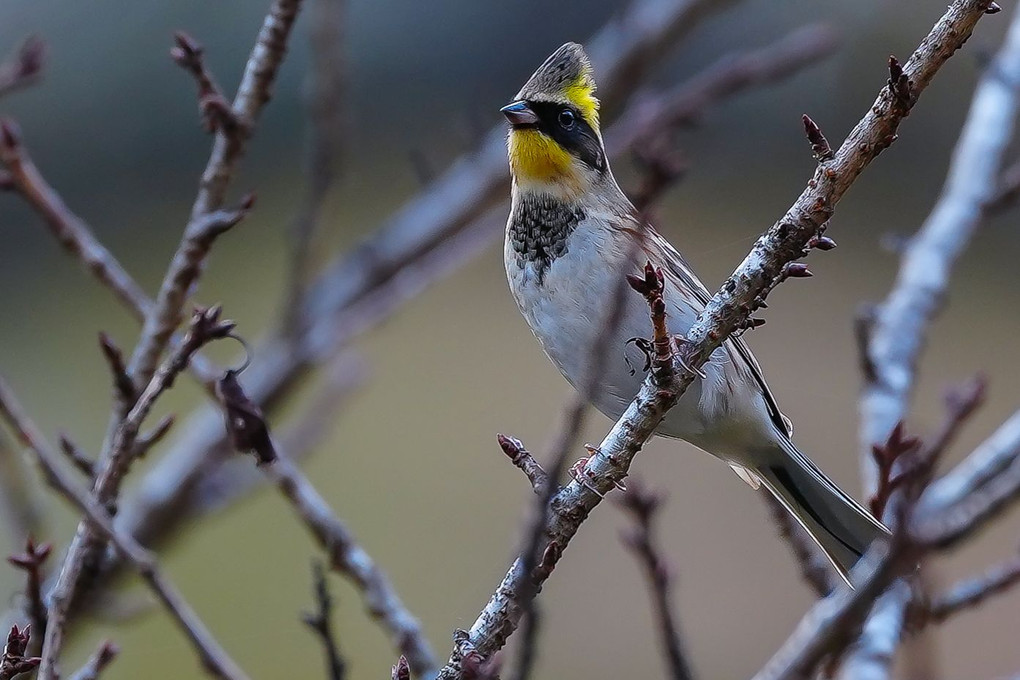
top-left (502, 42), bottom-right (607, 194)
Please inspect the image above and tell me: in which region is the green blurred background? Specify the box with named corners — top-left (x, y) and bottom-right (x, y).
top-left (2, 0), bottom-right (1020, 678)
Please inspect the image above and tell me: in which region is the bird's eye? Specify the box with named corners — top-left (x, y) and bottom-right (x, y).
top-left (558, 109), bottom-right (576, 129)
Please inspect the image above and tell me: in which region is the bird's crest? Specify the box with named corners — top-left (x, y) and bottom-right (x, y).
top-left (516, 42), bottom-right (599, 129)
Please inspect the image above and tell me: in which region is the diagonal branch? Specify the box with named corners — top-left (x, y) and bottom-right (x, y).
top-left (433, 2), bottom-right (994, 677)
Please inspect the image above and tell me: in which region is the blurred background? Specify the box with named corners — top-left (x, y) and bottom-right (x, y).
top-left (1, 0), bottom-right (1019, 678)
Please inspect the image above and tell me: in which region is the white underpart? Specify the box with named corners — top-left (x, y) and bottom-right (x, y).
top-left (505, 194), bottom-right (781, 468)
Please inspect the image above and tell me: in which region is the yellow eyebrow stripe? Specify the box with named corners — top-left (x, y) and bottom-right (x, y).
top-left (562, 75), bottom-right (599, 129)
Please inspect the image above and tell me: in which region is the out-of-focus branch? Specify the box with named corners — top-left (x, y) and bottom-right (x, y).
top-left (0, 377), bottom-right (248, 680)
top-left (100, 16), bottom-right (836, 571)
top-left (618, 481), bottom-right (694, 680)
top-left (0, 122), bottom-right (152, 322)
top-left (858, 1), bottom-right (1020, 488)
top-left (843, 6), bottom-right (1020, 677)
top-left (0, 37), bottom-right (44, 100)
top-left (301, 562), bottom-right (346, 680)
top-left (6, 538), bottom-right (50, 653)
top-left (282, 0), bottom-right (346, 335)
top-left (67, 641), bottom-right (118, 680)
top-left (435, 3), bottom-right (993, 677)
top-left (41, 307), bottom-right (239, 674)
top-left (213, 373), bottom-right (437, 675)
top-left (924, 550), bottom-right (1020, 624)
top-left (268, 453), bottom-right (436, 674)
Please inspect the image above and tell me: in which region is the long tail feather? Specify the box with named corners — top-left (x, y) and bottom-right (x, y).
top-left (753, 436), bottom-right (889, 584)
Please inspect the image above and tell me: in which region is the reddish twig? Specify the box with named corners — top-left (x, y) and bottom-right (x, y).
top-left (869, 423), bottom-right (922, 520)
top-left (6, 538), bottom-right (50, 647)
top-left (618, 481), bottom-right (694, 680)
top-left (0, 625), bottom-right (39, 680)
top-left (496, 434), bottom-right (548, 494)
top-left (170, 32), bottom-right (242, 136)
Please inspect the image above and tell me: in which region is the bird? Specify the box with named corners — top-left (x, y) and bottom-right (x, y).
top-left (500, 42), bottom-right (888, 583)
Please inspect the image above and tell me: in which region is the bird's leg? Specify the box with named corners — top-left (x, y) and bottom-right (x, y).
top-left (672, 336), bottom-right (707, 379)
top-left (569, 444), bottom-right (627, 497)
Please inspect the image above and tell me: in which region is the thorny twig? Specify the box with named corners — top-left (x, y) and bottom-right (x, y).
top-left (618, 481), bottom-right (694, 680)
top-left (302, 562), bottom-right (346, 680)
top-left (0, 376), bottom-right (248, 680)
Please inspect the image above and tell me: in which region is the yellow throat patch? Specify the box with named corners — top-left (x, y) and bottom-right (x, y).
top-left (507, 72), bottom-right (600, 184)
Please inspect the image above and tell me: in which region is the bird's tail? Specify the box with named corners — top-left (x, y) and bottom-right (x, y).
top-left (753, 436), bottom-right (889, 584)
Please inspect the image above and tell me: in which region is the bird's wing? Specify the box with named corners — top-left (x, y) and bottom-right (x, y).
top-left (630, 222), bottom-right (794, 438)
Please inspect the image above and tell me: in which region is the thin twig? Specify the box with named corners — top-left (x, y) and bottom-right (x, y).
top-left (67, 641), bottom-right (118, 680)
top-left (0, 121), bottom-right (152, 320)
top-left (266, 453), bottom-right (437, 675)
top-left (618, 481), bottom-right (694, 680)
top-left (6, 538), bottom-right (50, 650)
top-left (102, 17), bottom-right (834, 584)
top-left (40, 307), bottom-right (238, 676)
top-left (925, 550), bottom-right (1020, 624)
top-left (0, 376), bottom-right (249, 680)
top-left (213, 374), bottom-right (436, 675)
top-left (301, 562), bottom-right (346, 680)
top-left (844, 6), bottom-right (1020, 675)
top-left (496, 435), bottom-right (548, 494)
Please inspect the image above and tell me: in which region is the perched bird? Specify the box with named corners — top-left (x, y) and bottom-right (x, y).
top-left (501, 42), bottom-right (887, 582)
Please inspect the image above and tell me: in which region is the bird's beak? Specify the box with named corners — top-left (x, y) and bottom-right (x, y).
top-left (501, 101), bottom-right (538, 127)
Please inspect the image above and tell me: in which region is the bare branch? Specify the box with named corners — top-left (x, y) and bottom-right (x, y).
top-left (57, 435), bottom-right (96, 481)
top-left (435, 3), bottom-right (993, 676)
top-left (171, 33), bottom-right (242, 136)
top-left (6, 538), bottom-right (50, 648)
top-left (0, 376), bottom-right (249, 680)
top-left (926, 550), bottom-right (1020, 624)
top-left (858, 0), bottom-right (1020, 486)
top-left (123, 201), bottom-right (252, 389)
top-left (213, 372), bottom-right (436, 674)
top-left (618, 481), bottom-right (694, 680)
top-left (0, 121), bottom-right (152, 320)
top-left (301, 562), bottom-right (346, 680)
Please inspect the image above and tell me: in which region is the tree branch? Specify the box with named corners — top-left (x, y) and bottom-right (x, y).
top-left (0, 37), bottom-right (44, 100)
top-left (433, 2), bottom-right (993, 676)
top-left (0, 377), bottom-right (248, 680)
